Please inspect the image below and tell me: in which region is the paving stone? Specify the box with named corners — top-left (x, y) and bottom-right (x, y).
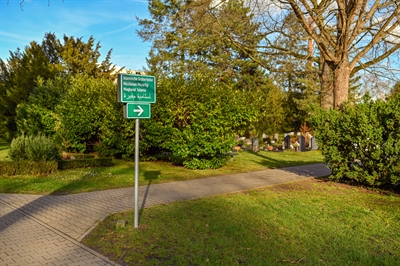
top-left (0, 163), bottom-right (330, 265)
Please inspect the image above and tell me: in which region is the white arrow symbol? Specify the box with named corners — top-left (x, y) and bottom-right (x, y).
top-left (134, 105), bottom-right (144, 116)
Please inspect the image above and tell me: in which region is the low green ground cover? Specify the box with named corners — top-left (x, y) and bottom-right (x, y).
top-left (83, 179), bottom-right (400, 266)
top-left (0, 150), bottom-right (323, 194)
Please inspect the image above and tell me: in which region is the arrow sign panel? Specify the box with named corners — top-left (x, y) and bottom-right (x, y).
top-left (124, 103), bottom-right (151, 119)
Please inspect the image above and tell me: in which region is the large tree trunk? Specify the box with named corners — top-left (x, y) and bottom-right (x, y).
top-left (333, 60), bottom-right (350, 108)
top-left (320, 59), bottom-right (333, 110)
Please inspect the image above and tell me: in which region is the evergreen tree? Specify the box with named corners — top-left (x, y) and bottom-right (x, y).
top-left (137, 0), bottom-right (285, 136)
top-left (0, 33), bottom-right (117, 139)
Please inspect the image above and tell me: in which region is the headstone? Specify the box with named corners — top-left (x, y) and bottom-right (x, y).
top-left (262, 133), bottom-right (267, 139)
top-left (299, 135), bottom-right (306, 151)
top-left (310, 137), bottom-right (318, 150)
top-left (235, 135), bottom-right (240, 142)
top-left (274, 133), bottom-right (279, 140)
top-left (284, 135), bottom-right (291, 149)
top-left (252, 137), bottom-right (259, 152)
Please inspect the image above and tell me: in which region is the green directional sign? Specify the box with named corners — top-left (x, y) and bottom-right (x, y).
top-left (118, 74), bottom-right (156, 103)
top-left (124, 103), bottom-right (151, 119)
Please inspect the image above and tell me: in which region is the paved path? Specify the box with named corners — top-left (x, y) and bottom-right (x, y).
top-left (0, 163), bottom-right (331, 266)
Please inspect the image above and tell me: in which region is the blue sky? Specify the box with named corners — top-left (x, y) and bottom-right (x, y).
top-left (0, 0), bottom-right (152, 70)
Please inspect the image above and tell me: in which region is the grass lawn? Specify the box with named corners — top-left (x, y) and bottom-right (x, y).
top-left (0, 141), bottom-right (10, 161)
top-left (0, 150), bottom-right (324, 195)
top-left (83, 179), bottom-right (400, 266)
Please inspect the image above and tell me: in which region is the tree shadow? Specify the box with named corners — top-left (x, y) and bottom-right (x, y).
top-left (248, 150), bottom-right (324, 169)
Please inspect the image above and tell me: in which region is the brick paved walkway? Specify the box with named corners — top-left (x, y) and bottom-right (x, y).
top-left (0, 163), bottom-right (331, 265)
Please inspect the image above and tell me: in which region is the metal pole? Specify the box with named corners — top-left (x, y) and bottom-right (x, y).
top-left (134, 118), bottom-right (139, 228)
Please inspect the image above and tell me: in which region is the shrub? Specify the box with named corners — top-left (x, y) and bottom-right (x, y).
top-left (55, 75), bottom-right (116, 153)
top-left (310, 94), bottom-right (400, 187)
top-left (8, 135), bottom-right (28, 161)
top-left (8, 134), bottom-right (60, 162)
top-left (0, 161), bottom-right (58, 176)
top-left (57, 157), bottom-right (113, 170)
top-left (143, 74), bottom-right (257, 169)
top-left (98, 73), bottom-right (257, 169)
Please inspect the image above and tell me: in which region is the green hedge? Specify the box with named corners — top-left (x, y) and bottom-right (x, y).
top-left (310, 94), bottom-right (400, 187)
top-left (57, 157), bottom-right (113, 170)
top-left (0, 161), bottom-right (58, 176)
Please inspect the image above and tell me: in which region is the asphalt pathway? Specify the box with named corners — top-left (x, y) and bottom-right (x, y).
top-left (0, 163), bottom-right (331, 266)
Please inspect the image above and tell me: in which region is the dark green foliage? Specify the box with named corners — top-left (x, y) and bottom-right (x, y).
top-left (8, 135), bottom-right (60, 162)
top-left (0, 161), bottom-right (58, 176)
top-left (310, 95), bottom-right (400, 187)
top-left (57, 158), bottom-right (113, 170)
top-left (15, 76), bottom-right (70, 136)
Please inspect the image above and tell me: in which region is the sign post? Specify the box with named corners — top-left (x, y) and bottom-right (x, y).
top-left (118, 73), bottom-right (156, 228)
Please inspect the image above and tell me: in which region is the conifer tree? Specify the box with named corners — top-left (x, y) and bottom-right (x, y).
top-left (0, 33), bottom-right (117, 139)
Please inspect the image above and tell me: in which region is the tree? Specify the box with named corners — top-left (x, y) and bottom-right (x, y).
top-left (137, 0), bottom-right (265, 81)
top-left (138, 0), bottom-right (287, 135)
top-left (58, 35), bottom-right (117, 79)
top-left (15, 76), bottom-right (70, 137)
top-left (0, 35), bottom-right (61, 139)
top-left (274, 0), bottom-right (400, 108)
top-left (55, 75), bottom-right (115, 153)
top-left (0, 33), bottom-right (117, 139)
top-left (209, 1), bottom-right (400, 109)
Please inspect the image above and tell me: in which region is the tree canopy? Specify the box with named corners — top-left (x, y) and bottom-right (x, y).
top-left (0, 33), bottom-right (117, 139)
top-left (211, 0), bottom-right (400, 108)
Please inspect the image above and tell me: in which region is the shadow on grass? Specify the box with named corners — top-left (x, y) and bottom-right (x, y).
top-left (140, 171), bottom-right (160, 222)
top-left (247, 151), bottom-right (286, 168)
top-left (248, 150), bottom-right (323, 169)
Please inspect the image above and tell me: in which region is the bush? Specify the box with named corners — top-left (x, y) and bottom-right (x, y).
top-left (143, 74), bottom-right (257, 169)
top-left (0, 161), bottom-right (58, 176)
top-left (57, 157), bottom-right (113, 170)
top-left (99, 74), bottom-right (257, 169)
top-left (8, 135), bottom-right (27, 161)
top-left (55, 75), bottom-right (116, 153)
top-left (310, 95), bottom-right (400, 187)
top-left (9, 134), bottom-right (60, 162)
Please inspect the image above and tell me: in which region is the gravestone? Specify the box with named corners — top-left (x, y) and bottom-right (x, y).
top-left (298, 135), bottom-right (306, 152)
top-left (284, 135), bottom-right (291, 149)
top-left (235, 135), bottom-right (240, 142)
top-left (310, 137), bottom-right (318, 150)
top-left (274, 133), bottom-right (279, 140)
top-left (252, 137), bottom-right (259, 152)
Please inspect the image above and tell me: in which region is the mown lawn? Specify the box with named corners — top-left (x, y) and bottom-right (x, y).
top-left (0, 141), bottom-right (10, 161)
top-left (83, 179), bottom-right (400, 266)
top-left (0, 150), bottom-right (324, 195)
